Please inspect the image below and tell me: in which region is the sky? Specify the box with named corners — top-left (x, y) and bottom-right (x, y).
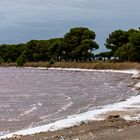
top-left (0, 0), bottom-right (140, 52)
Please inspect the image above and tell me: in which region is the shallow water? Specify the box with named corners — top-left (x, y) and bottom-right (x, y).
top-left (0, 67), bottom-right (138, 135)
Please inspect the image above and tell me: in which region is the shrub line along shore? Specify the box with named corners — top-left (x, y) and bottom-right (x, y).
top-left (1, 61), bottom-right (140, 140)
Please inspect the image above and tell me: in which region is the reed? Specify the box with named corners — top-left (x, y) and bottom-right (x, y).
top-left (0, 61), bottom-right (140, 70)
top-left (25, 61), bottom-right (140, 70)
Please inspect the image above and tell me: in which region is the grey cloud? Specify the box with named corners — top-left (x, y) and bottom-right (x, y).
top-left (0, 0), bottom-right (140, 52)
top-left (0, 12), bottom-right (5, 20)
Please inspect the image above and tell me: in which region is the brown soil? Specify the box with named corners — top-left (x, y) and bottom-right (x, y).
top-left (3, 117), bottom-right (140, 140)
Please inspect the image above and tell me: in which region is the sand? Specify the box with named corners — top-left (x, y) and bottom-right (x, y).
top-left (3, 116), bottom-right (140, 140)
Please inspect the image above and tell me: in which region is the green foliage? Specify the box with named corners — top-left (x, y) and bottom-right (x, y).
top-left (63, 27), bottom-right (98, 61)
top-left (0, 56), bottom-right (4, 64)
top-left (0, 26), bottom-right (140, 63)
top-left (7, 58), bottom-right (12, 63)
top-left (0, 44), bottom-right (25, 62)
top-left (16, 55), bottom-right (27, 67)
top-left (49, 57), bottom-right (56, 65)
top-left (115, 43), bottom-right (140, 61)
top-left (105, 28), bottom-right (140, 62)
top-left (0, 27), bottom-right (99, 63)
top-left (129, 32), bottom-right (140, 46)
top-left (105, 30), bottom-right (129, 52)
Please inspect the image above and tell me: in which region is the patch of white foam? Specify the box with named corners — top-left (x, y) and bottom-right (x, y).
top-left (0, 104), bottom-right (10, 109)
top-left (7, 118), bottom-right (20, 122)
top-left (60, 101), bottom-right (73, 111)
top-left (20, 103), bottom-right (42, 117)
top-left (1, 94), bottom-right (140, 139)
top-left (60, 96), bottom-right (73, 111)
top-left (123, 114), bottom-right (140, 121)
top-left (0, 131), bottom-right (10, 137)
top-left (20, 107), bottom-right (37, 117)
top-left (37, 102), bottom-right (42, 106)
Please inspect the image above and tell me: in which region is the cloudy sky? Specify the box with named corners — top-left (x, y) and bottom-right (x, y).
top-left (0, 0), bottom-right (140, 51)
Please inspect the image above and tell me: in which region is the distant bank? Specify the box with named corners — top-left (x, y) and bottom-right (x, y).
top-left (0, 61), bottom-right (140, 70)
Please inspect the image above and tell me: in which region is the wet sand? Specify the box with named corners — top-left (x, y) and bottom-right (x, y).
top-left (3, 116), bottom-right (140, 140)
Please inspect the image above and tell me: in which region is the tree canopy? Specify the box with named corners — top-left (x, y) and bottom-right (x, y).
top-left (105, 28), bottom-right (140, 61)
top-left (0, 27), bottom-right (99, 65)
top-left (0, 26), bottom-right (140, 64)
top-left (63, 27), bottom-right (99, 61)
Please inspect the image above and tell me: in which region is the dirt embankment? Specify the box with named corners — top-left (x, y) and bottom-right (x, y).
top-left (3, 116), bottom-right (140, 140)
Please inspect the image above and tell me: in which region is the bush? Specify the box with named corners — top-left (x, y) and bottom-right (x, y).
top-left (7, 58), bottom-right (12, 63)
top-left (16, 55), bottom-right (27, 67)
top-left (0, 56), bottom-right (4, 64)
top-left (49, 57), bottom-right (55, 65)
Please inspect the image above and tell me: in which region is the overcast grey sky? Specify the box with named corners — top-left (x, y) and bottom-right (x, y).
top-left (0, 0), bottom-right (140, 51)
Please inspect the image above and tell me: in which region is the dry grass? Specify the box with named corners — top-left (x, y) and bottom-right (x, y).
top-left (0, 61), bottom-right (140, 70)
top-left (25, 61), bottom-right (140, 70)
top-left (0, 62), bottom-right (17, 67)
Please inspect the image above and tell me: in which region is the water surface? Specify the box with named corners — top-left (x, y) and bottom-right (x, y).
top-left (0, 67), bottom-right (138, 135)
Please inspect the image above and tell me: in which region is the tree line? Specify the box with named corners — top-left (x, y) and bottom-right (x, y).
top-left (0, 27), bottom-right (140, 66)
top-left (0, 27), bottom-right (99, 66)
top-left (99, 28), bottom-right (140, 61)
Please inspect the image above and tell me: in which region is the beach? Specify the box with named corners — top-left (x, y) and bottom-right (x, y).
top-left (3, 118), bottom-right (140, 140)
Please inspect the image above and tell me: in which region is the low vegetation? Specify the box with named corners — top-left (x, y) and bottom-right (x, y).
top-left (0, 61), bottom-right (138, 70)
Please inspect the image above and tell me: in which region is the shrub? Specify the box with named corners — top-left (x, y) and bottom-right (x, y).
top-left (16, 55), bottom-right (27, 67)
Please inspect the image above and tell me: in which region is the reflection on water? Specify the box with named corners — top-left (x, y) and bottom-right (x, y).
top-left (0, 67), bottom-right (138, 135)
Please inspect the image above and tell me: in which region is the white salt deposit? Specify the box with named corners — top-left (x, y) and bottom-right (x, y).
top-left (37, 67), bottom-right (139, 74)
top-left (132, 72), bottom-right (140, 79)
top-left (37, 67), bottom-right (139, 78)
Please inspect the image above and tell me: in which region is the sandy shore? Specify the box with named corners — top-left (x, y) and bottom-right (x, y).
top-left (3, 116), bottom-right (140, 140)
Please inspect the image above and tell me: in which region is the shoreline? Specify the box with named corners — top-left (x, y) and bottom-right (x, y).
top-left (1, 93), bottom-right (140, 139)
top-left (0, 67), bottom-right (140, 139)
top-left (0, 61), bottom-right (140, 70)
top-left (3, 119), bottom-right (140, 140)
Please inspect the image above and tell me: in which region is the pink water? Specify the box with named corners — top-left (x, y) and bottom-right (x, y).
top-left (0, 67), bottom-right (138, 136)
